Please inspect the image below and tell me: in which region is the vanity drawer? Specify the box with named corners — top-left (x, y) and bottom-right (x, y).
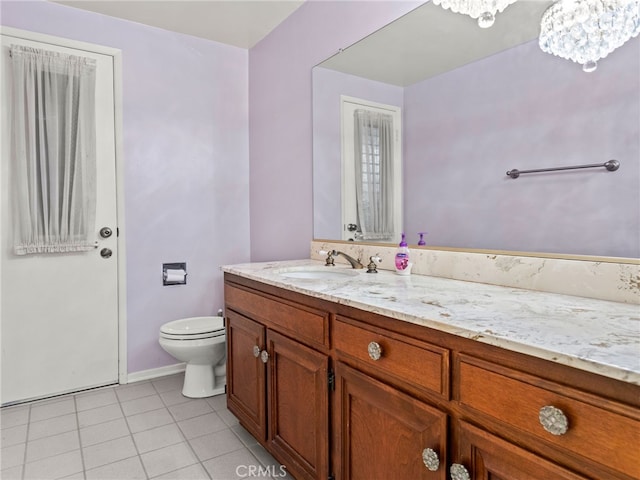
top-left (334, 316), bottom-right (449, 398)
top-left (457, 355), bottom-right (640, 479)
top-left (225, 284), bottom-right (330, 350)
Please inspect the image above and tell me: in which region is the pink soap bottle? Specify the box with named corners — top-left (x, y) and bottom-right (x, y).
top-left (394, 233), bottom-right (410, 275)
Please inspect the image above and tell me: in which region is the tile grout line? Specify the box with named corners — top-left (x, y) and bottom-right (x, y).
top-left (151, 378), bottom-right (213, 480)
top-left (72, 394), bottom-right (88, 479)
top-left (113, 385), bottom-right (150, 480)
top-left (20, 403), bottom-right (31, 480)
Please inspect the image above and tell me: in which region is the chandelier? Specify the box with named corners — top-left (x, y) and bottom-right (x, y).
top-left (432, 0), bottom-right (519, 28)
top-left (539, 0), bottom-right (640, 72)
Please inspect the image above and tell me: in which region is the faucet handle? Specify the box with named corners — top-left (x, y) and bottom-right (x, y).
top-left (319, 250), bottom-right (336, 266)
top-left (367, 255), bottom-right (382, 273)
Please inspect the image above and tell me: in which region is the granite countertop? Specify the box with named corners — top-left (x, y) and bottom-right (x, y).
top-left (222, 259), bottom-right (640, 385)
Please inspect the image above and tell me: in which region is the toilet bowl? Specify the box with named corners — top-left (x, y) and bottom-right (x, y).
top-left (159, 316), bottom-right (226, 398)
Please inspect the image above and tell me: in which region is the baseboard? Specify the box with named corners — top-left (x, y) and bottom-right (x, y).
top-left (126, 363), bottom-right (186, 384)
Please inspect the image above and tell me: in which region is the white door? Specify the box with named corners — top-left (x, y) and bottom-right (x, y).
top-left (1, 32), bottom-right (120, 405)
top-left (341, 96), bottom-right (402, 243)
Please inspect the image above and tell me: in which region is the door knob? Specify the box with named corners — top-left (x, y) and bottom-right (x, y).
top-left (100, 248), bottom-right (113, 259)
top-left (99, 227), bottom-right (113, 238)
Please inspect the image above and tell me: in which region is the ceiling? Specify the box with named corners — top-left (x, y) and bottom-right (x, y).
top-left (51, 0), bottom-right (305, 49)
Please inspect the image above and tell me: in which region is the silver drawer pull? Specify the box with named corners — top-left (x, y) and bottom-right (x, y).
top-left (253, 345), bottom-right (261, 358)
top-left (260, 350), bottom-right (269, 364)
top-left (539, 405), bottom-right (569, 435)
top-left (367, 341), bottom-right (382, 360)
top-left (450, 463), bottom-right (471, 480)
top-left (421, 448), bottom-right (439, 471)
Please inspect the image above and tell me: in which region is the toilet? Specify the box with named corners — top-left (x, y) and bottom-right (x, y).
top-left (159, 316), bottom-right (226, 398)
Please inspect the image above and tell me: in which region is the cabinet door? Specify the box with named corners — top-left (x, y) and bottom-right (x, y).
top-left (455, 421), bottom-right (588, 480)
top-left (335, 362), bottom-right (447, 480)
top-left (266, 329), bottom-right (329, 480)
top-left (226, 310), bottom-right (266, 441)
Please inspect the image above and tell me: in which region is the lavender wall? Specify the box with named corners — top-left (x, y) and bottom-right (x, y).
top-left (1, 1), bottom-right (250, 373)
top-left (248, 1), bottom-right (421, 261)
top-left (404, 39), bottom-right (640, 258)
top-left (313, 67), bottom-right (403, 239)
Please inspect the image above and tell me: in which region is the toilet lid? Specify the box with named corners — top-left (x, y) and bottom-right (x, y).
top-left (160, 316), bottom-right (225, 336)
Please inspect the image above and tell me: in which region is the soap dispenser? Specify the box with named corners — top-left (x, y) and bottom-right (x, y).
top-left (418, 232), bottom-right (427, 246)
top-left (394, 233), bottom-right (412, 275)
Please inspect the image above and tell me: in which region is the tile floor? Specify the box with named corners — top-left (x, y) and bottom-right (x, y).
top-left (0, 373), bottom-right (290, 480)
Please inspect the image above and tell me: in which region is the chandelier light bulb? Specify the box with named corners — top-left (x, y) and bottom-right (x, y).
top-left (432, 0), bottom-right (518, 28)
top-left (539, 0), bottom-right (640, 71)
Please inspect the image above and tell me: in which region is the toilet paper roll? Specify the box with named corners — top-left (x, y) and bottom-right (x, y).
top-left (165, 269), bottom-right (186, 283)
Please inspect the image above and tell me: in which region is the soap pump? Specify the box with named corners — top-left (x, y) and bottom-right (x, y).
top-left (394, 233), bottom-right (411, 275)
top-left (418, 232), bottom-right (427, 246)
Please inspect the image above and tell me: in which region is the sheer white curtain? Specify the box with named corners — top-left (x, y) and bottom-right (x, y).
top-left (10, 44), bottom-right (97, 255)
top-left (353, 109), bottom-right (394, 241)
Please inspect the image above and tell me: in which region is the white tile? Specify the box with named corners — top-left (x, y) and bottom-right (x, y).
top-left (115, 382), bottom-right (157, 402)
top-left (0, 464), bottom-right (23, 480)
top-left (178, 412), bottom-right (226, 440)
top-left (25, 430), bottom-right (80, 463)
top-left (168, 399), bottom-right (213, 422)
top-left (78, 403), bottom-right (123, 428)
top-left (1, 405), bottom-right (30, 429)
top-left (80, 417), bottom-right (130, 447)
top-left (188, 428), bottom-right (244, 462)
top-left (82, 435), bottom-right (137, 470)
top-left (59, 472), bottom-right (86, 479)
top-left (126, 407), bottom-right (174, 434)
top-left (140, 442), bottom-right (198, 478)
top-left (133, 423), bottom-right (184, 454)
top-left (1, 423), bottom-right (28, 447)
top-left (85, 455), bottom-right (147, 480)
top-left (30, 397), bottom-right (75, 422)
top-left (152, 374), bottom-right (185, 394)
top-left (249, 443), bottom-right (288, 473)
top-left (159, 389), bottom-right (191, 407)
top-left (230, 424), bottom-right (259, 447)
top-left (0, 442), bottom-right (26, 469)
top-left (28, 413), bottom-right (77, 441)
top-left (75, 388), bottom-right (118, 412)
top-left (216, 408), bottom-right (240, 427)
top-left (121, 394), bottom-right (164, 417)
top-left (23, 449), bottom-right (83, 480)
top-left (202, 448), bottom-right (262, 480)
top-left (205, 394), bottom-right (227, 412)
top-left (152, 463), bottom-right (209, 479)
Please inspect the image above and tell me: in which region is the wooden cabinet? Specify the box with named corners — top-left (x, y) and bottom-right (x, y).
top-left (225, 282), bottom-right (330, 480)
top-left (456, 421), bottom-right (589, 480)
top-left (334, 361), bottom-right (447, 480)
top-left (225, 274), bottom-right (640, 480)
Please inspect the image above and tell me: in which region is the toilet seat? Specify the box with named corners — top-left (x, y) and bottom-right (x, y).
top-left (160, 316), bottom-right (225, 341)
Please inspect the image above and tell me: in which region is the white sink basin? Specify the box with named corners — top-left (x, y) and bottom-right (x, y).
top-left (277, 267), bottom-right (358, 280)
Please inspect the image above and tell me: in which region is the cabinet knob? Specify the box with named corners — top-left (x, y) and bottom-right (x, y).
top-left (367, 341), bottom-right (382, 361)
top-left (450, 463), bottom-right (471, 480)
top-left (539, 405), bottom-right (569, 435)
top-left (421, 448), bottom-right (440, 471)
top-left (253, 345), bottom-right (261, 358)
top-left (260, 350), bottom-right (269, 364)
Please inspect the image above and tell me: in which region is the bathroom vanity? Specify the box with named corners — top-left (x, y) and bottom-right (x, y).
top-left (223, 260), bottom-right (639, 480)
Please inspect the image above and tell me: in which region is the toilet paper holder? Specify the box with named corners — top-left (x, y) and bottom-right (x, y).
top-left (163, 262), bottom-right (187, 286)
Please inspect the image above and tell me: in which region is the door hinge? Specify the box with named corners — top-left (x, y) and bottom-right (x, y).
top-left (328, 369), bottom-right (335, 391)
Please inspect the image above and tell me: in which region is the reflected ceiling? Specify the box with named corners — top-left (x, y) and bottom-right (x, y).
top-left (319, 0), bottom-right (553, 86)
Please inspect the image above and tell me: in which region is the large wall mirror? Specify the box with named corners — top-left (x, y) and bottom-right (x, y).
top-left (312, 1), bottom-right (639, 260)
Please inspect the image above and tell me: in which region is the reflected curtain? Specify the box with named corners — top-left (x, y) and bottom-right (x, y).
top-left (353, 109), bottom-right (394, 241)
top-left (10, 44), bottom-right (97, 255)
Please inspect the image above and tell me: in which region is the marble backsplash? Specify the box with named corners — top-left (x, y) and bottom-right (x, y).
top-left (310, 241), bottom-right (640, 304)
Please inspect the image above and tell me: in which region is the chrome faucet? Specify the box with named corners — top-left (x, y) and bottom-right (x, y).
top-left (330, 250), bottom-right (364, 269)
